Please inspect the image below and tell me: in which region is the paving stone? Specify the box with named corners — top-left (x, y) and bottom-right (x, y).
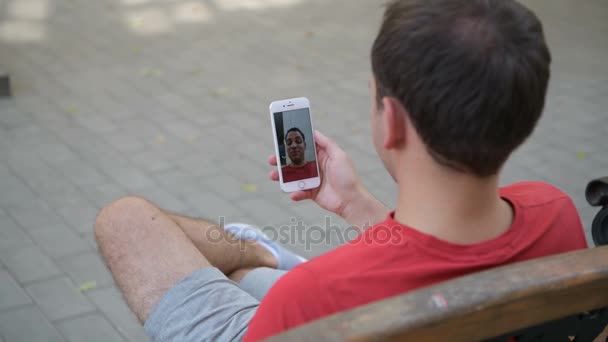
top-left (119, 119), bottom-right (164, 143)
top-left (28, 224), bottom-right (91, 258)
top-left (6, 201), bottom-right (66, 231)
top-left (6, 123), bottom-right (55, 148)
top-left (51, 160), bottom-right (110, 187)
top-left (98, 162), bottom-right (156, 191)
top-left (152, 168), bottom-right (203, 197)
top-left (0, 103), bottom-right (30, 128)
top-left (201, 173), bottom-right (250, 201)
top-left (55, 202), bottom-right (99, 234)
top-left (0, 165), bottom-right (11, 182)
top-left (87, 287), bottom-right (150, 342)
top-left (234, 197), bottom-right (297, 228)
top-left (0, 306), bottom-right (65, 342)
top-left (0, 246), bottom-right (62, 284)
top-left (131, 186), bottom-right (192, 213)
top-left (0, 183), bottom-right (40, 209)
top-left (130, 149), bottom-right (175, 173)
top-left (0, 216), bottom-right (33, 251)
top-left (80, 181), bottom-right (127, 208)
top-left (220, 154), bottom-right (269, 184)
top-left (58, 314), bottom-right (126, 342)
top-left (146, 136), bottom-right (194, 163)
top-left (104, 132), bottom-right (146, 153)
top-left (25, 277), bottom-right (95, 322)
top-left (24, 179), bottom-right (84, 208)
top-left (34, 142), bottom-right (80, 166)
top-left (74, 115), bottom-right (118, 134)
top-left (0, 270), bottom-right (31, 310)
top-left (164, 120), bottom-right (202, 141)
top-left (181, 191), bottom-right (243, 221)
top-left (56, 252), bottom-right (114, 289)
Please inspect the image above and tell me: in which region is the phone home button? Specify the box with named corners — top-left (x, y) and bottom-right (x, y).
top-left (298, 181), bottom-right (306, 189)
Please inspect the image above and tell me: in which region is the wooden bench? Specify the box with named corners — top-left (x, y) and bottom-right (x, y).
top-left (269, 178), bottom-right (608, 341)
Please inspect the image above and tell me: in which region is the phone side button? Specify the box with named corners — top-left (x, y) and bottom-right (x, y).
top-left (298, 181), bottom-right (305, 189)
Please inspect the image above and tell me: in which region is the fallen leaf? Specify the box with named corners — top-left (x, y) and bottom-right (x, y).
top-left (66, 106), bottom-right (78, 115)
top-left (305, 31), bottom-right (315, 39)
top-left (156, 135), bottom-right (166, 144)
top-left (140, 68), bottom-right (161, 77)
top-left (576, 152), bottom-right (587, 160)
top-left (78, 281), bottom-right (97, 293)
top-left (209, 87), bottom-right (230, 98)
top-left (133, 47), bottom-right (141, 55)
top-left (140, 68), bottom-right (152, 77)
top-left (241, 184), bottom-right (258, 193)
top-left (295, 64), bottom-right (305, 71)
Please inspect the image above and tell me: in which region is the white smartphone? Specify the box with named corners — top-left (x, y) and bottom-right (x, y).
top-left (269, 97), bottom-right (321, 193)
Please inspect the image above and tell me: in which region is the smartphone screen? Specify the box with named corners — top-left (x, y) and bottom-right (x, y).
top-left (272, 108), bottom-right (320, 184)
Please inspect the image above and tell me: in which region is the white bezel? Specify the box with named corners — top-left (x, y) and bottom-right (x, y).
top-left (269, 97), bottom-right (321, 193)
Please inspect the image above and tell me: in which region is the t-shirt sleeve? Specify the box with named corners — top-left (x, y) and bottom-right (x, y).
top-left (244, 266), bottom-right (329, 341)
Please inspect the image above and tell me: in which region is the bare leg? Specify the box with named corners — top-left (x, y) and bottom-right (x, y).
top-left (95, 196), bottom-right (211, 322)
top-left (164, 213), bottom-right (278, 274)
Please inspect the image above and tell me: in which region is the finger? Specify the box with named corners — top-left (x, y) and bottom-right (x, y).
top-left (290, 191), bottom-right (311, 202)
top-left (269, 170), bottom-right (279, 181)
top-left (267, 154), bottom-right (277, 166)
top-left (313, 130), bottom-right (330, 148)
top-left (314, 130), bottom-right (336, 154)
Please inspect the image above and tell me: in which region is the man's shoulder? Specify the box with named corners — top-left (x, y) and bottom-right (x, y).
top-left (500, 181), bottom-right (571, 207)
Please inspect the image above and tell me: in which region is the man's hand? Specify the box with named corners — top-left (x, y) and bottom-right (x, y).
top-left (268, 130), bottom-right (389, 228)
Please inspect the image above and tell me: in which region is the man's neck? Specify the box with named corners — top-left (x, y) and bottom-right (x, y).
top-left (394, 164), bottom-right (513, 245)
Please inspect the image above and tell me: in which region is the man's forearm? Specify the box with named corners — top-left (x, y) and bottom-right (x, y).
top-left (340, 185), bottom-right (390, 230)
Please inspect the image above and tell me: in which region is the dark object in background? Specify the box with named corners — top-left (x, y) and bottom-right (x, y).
top-left (0, 71), bottom-right (11, 97)
top-left (586, 177), bottom-right (608, 246)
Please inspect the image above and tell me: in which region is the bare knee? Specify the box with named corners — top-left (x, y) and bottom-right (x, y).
top-left (95, 195), bottom-right (155, 246)
top-left (228, 268), bottom-right (255, 283)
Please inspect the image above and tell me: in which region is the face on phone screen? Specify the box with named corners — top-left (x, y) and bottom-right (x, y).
top-left (273, 108), bottom-right (319, 183)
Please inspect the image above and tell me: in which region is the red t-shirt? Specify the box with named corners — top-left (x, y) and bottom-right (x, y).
top-left (244, 182), bottom-right (588, 341)
top-left (281, 161), bottom-right (318, 183)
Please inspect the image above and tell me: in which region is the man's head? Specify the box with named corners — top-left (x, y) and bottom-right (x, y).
top-left (370, 0), bottom-right (551, 179)
top-left (285, 128), bottom-right (306, 165)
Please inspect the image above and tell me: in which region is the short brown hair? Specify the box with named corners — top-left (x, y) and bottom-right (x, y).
top-left (372, 0), bottom-right (551, 176)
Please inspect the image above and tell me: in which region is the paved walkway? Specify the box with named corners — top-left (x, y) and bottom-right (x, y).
top-left (0, 0), bottom-right (606, 340)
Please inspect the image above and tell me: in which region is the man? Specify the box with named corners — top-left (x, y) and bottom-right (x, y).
top-left (95, 0), bottom-right (588, 341)
top-left (282, 127), bottom-right (319, 182)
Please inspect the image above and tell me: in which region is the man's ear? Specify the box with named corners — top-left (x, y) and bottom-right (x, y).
top-left (381, 97), bottom-right (407, 149)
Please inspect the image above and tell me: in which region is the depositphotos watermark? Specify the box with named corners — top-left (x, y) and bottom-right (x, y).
top-left (204, 217), bottom-right (407, 251)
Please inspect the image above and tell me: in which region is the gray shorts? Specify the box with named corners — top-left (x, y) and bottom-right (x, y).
top-left (144, 267), bottom-right (287, 342)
